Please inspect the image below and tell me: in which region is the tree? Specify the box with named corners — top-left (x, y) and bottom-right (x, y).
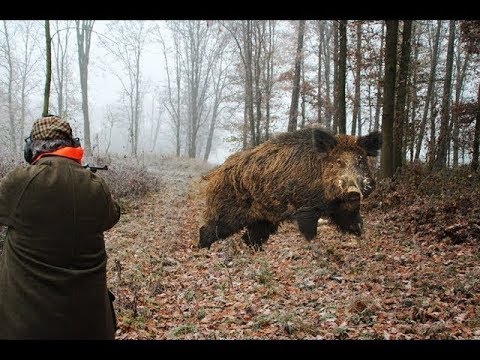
top-left (380, 20), bottom-right (399, 179)
top-left (180, 21), bottom-right (214, 158)
top-left (204, 35), bottom-right (232, 161)
top-left (157, 22), bottom-right (183, 156)
top-left (1, 21), bottom-right (18, 149)
top-left (351, 21), bottom-right (362, 136)
top-left (52, 20), bottom-right (70, 118)
top-left (434, 20), bottom-right (456, 169)
top-left (263, 20), bottom-right (276, 140)
top-left (43, 20), bottom-right (52, 117)
top-left (393, 20), bottom-right (412, 171)
top-left (337, 20), bottom-right (347, 134)
top-left (333, 21), bottom-right (339, 133)
top-left (287, 20), bottom-right (305, 132)
top-left (406, 21), bottom-right (420, 162)
top-left (452, 26), bottom-right (471, 167)
top-left (316, 21), bottom-right (324, 126)
top-left (0, 21), bottom-right (42, 151)
top-left (222, 20), bottom-right (277, 148)
top-left (415, 20), bottom-right (442, 161)
top-left (473, 83), bottom-right (480, 171)
top-left (323, 21), bottom-right (333, 130)
top-left (374, 22), bottom-right (385, 132)
top-left (460, 20), bottom-right (480, 170)
top-left (149, 87), bottom-right (164, 153)
top-left (100, 21), bottom-right (148, 156)
top-left (222, 21), bottom-right (257, 147)
top-left (17, 21), bottom-right (41, 146)
top-left (76, 20), bottom-right (95, 156)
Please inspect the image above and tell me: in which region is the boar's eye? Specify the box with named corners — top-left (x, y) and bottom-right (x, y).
top-left (336, 158), bottom-right (345, 167)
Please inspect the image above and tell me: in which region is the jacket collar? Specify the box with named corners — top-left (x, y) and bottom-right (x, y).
top-left (32, 147), bottom-right (84, 165)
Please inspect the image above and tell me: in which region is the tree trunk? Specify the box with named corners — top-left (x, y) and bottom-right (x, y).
top-left (253, 21), bottom-right (264, 143)
top-left (53, 20), bottom-right (68, 118)
top-left (324, 22), bottom-right (332, 130)
top-left (351, 21), bottom-right (362, 136)
top-left (242, 98), bottom-right (248, 149)
top-left (337, 20), bottom-right (347, 134)
top-left (393, 20), bottom-right (412, 172)
top-left (333, 21), bottom-right (339, 133)
top-left (452, 40), bottom-right (471, 166)
top-left (434, 20), bottom-right (456, 169)
top-left (408, 22), bottom-right (419, 162)
top-left (244, 21), bottom-right (256, 146)
top-left (204, 103), bottom-right (218, 161)
top-left (264, 20), bottom-right (275, 140)
top-left (358, 103), bottom-right (362, 136)
top-left (374, 22), bottom-right (385, 132)
top-left (159, 24), bottom-right (182, 156)
top-left (317, 21), bottom-right (324, 125)
top-left (368, 84), bottom-right (373, 132)
top-left (150, 100), bottom-right (162, 152)
top-left (415, 20), bottom-right (442, 160)
top-left (472, 82), bottom-right (480, 171)
top-left (288, 20), bottom-right (306, 132)
top-left (2, 21), bottom-right (17, 149)
top-left (300, 59), bottom-right (306, 129)
top-left (43, 20), bottom-right (52, 117)
top-left (380, 20), bottom-right (399, 179)
top-left (76, 20), bottom-right (94, 156)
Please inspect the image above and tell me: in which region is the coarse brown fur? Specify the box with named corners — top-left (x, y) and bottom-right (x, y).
top-left (199, 127), bottom-right (381, 250)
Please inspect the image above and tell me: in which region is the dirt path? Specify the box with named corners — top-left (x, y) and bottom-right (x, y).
top-left (105, 166), bottom-right (480, 340)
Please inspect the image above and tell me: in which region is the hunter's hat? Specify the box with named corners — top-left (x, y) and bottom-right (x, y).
top-left (30, 115), bottom-right (73, 141)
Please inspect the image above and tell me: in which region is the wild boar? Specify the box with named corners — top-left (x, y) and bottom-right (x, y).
top-left (198, 127), bottom-right (381, 250)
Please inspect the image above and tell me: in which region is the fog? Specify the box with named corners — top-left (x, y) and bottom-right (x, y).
top-left (86, 21), bottom-right (236, 164)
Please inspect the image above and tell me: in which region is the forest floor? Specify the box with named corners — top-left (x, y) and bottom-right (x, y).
top-left (105, 159), bottom-right (480, 340)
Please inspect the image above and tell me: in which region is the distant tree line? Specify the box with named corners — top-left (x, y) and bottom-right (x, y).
top-left (0, 20), bottom-right (479, 175)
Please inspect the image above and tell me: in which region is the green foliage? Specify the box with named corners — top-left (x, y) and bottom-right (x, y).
top-left (170, 324), bottom-right (196, 337)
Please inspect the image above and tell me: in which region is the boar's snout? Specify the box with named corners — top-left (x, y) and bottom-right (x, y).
top-left (339, 176), bottom-right (375, 200)
top-left (339, 176), bottom-right (362, 199)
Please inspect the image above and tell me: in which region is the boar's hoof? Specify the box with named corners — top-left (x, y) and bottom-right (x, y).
top-left (241, 220), bottom-right (276, 251)
top-left (242, 231), bottom-right (264, 251)
top-left (348, 220), bottom-right (364, 236)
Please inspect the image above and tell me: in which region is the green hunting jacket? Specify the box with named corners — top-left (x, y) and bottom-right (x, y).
top-left (0, 156), bottom-right (120, 339)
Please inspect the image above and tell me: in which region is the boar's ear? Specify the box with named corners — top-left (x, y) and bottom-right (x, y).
top-left (312, 129), bottom-right (337, 153)
top-left (357, 131), bottom-right (382, 156)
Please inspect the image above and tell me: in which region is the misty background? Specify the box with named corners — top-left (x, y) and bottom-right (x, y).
top-left (0, 20), bottom-right (479, 169)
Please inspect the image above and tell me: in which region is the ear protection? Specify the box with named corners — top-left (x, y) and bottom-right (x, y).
top-left (23, 136), bottom-right (34, 164)
top-left (24, 136), bottom-right (82, 164)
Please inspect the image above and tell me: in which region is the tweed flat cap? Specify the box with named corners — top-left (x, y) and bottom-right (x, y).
top-left (30, 115), bottom-right (73, 140)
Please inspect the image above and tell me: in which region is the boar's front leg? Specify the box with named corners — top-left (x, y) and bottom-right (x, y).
top-left (331, 208), bottom-right (364, 236)
top-left (199, 220), bottom-right (239, 249)
top-left (295, 207), bottom-right (322, 241)
top-left (242, 220), bottom-right (278, 251)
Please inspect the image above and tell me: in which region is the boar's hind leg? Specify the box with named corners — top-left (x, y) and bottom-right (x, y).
top-left (199, 221), bottom-right (238, 249)
top-left (296, 208), bottom-right (321, 241)
top-left (242, 221), bottom-right (278, 251)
